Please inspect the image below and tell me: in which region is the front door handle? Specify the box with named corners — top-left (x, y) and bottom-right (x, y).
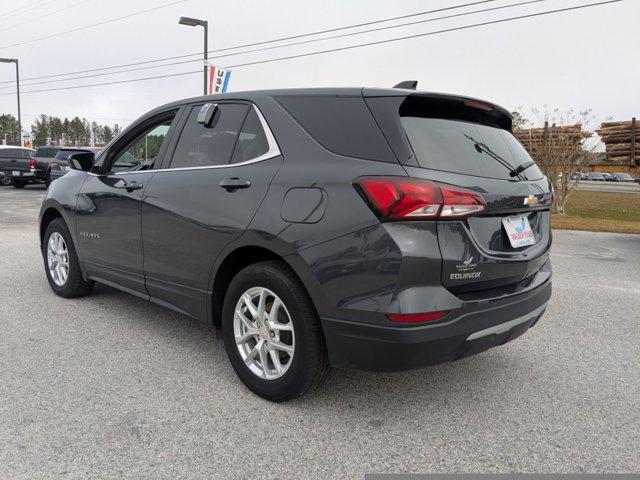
top-left (124, 181), bottom-right (144, 192)
top-left (219, 177), bottom-right (251, 191)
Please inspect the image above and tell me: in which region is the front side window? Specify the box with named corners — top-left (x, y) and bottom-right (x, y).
top-left (110, 118), bottom-right (173, 172)
top-left (170, 103), bottom-right (249, 169)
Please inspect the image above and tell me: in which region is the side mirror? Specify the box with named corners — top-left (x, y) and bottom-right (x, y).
top-left (68, 152), bottom-right (95, 172)
top-left (197, 103), bottom-right (218, 127)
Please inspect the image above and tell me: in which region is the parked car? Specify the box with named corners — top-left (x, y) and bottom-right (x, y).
top-left (39, 87), bottom-right (553, 401)
top-left (602, 172), bottom-right (615, 181)
top-left (611, 172), bottom-right (635, 183)
top-left (48, 147), bottom-right (102, 183)
top-left (0, 145), bottom-right (37, 187)
top-left (585, 172), bottom-right (606, 181)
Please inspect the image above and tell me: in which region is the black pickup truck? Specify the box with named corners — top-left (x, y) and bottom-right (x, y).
top-left (0, 146), bottom-right (100, 188)
top-left (0, 146), bottom-right (37, 188)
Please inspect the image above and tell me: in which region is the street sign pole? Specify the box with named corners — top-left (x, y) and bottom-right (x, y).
top-left (15, 59), bottom-right (22, 147)
top-left (0, 58), bottom-right (22, 146)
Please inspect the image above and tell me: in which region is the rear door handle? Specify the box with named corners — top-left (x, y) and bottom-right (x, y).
top-left (219, 177), bottom-right (251, 191)
top-left (124, 181), bottom-right (144, 192)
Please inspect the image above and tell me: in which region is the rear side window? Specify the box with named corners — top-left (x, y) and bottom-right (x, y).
top-left (231, 107), bottom-right (269, 164)
top-left (170, 103), bottom-right (249, 168)
top-left (276, 95), bottom-right (396, 162)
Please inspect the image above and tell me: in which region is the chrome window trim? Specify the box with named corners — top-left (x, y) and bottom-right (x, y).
top-left (90, 104), bottom-right (281, 177)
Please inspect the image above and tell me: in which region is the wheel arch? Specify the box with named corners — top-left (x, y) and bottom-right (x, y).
top-left (39, 206), bottom-right (65, 246)
top-left (209, 237), bottom-right (328, 327)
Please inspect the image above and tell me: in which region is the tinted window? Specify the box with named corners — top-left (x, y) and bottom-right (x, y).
top-left (170, 103), bottom-right (248, 168)
top-left (111, 118), bottom-right (173, 172)
top-left (401, 117), bottom-right (543, 180)
top-left (35, 148), bottom-right (59, 158)
top-left (276, 95), bottom-right (396, 162)
top-left (231, 107), bottom-right (269, 164)
top-left (55, 150), bottom-right (86, 160)
top-left (0, 149), bottom-right (17, 158)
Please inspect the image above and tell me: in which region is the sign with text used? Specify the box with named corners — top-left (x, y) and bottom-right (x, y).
top-left (209, 65), bottom-right (231, 94)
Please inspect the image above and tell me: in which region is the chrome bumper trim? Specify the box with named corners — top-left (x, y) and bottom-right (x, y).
top-left (466, 303), bottom-right (548, 341)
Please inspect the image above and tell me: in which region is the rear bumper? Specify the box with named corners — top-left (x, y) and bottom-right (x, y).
top-left (7, 168), bottom-right (45, 180)
top-left (320, 278), bottom-right (551, 372)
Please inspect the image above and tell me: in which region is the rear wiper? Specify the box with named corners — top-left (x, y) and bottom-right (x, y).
top-left (509, 160), bottom-right (536, 177)
top-left (464, 134), bottom-right (521, 178)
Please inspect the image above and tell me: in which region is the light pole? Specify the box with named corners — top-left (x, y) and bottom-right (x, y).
top-left (0, 58), bottom-right (22, 146)
top-left (178, 16), bottom-right (208, 95)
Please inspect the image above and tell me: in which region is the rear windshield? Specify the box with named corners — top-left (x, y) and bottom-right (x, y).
top-left (401, 117), bottom-right (543, 180)
top-left (35, 147), bottom-right (59, 158)
top-left (0, 148), bottom-right (33, 158)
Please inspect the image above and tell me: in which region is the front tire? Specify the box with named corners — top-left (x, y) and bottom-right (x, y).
top-left (0, 175), bottom-right (11, 187)
top-left (222, 261), bottom-right (329, 402)
top-left (11, 179), bottom-right (26, 189)
top-left (42, 218), bottom-right (94, 298)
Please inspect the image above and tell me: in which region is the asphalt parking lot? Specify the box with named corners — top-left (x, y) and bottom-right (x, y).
top-left (0, 185), bottom-right (638, 478)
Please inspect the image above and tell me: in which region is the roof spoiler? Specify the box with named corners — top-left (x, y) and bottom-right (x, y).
top-left (393, 80), bottom-right (417, 90)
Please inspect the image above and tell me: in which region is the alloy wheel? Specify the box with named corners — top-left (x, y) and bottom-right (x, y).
top-left (233, 287), bottom-right (295, 380)
top-left (47, 232), bottom-right (69, 287)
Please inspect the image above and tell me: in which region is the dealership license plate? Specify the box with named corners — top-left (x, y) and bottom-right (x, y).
top-left (502, 214), bottom-right (536, 248)
top-left (12, 170), bottom-right (20, 176)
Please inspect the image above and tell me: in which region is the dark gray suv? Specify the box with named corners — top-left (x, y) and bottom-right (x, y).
top-left (39, 87), bottom-right (552, 401)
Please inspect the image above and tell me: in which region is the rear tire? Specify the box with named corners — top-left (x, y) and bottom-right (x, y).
top-left (0, 175), bottom-right (10, 187)
top-left (42, 218), bottom-right (94, 298)
top-left (222, 261), bottom-right (329, 402)
top-left (11, 179), bottom-right (26, 189)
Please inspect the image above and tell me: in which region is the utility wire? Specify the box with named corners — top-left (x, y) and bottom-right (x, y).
top-left (0, 0), bottom-right (93, 34)
top-left (3, 0), bottom-right (56, 21)
top-left (1, 0), bottom-right (546, 90)
top-left (0, 0), bottom-right (499, 83)
top-left (0, 71), bottom-right (201, 96)
top-left (0, 0), bottom-right (188, 50)
top-left (227, 0), bottom-right (621, 68)
top-left (0, 0), bottom-right (622, 96)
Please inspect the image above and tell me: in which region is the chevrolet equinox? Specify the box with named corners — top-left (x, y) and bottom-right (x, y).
top-left (39, 86), bottom-right (553, 401)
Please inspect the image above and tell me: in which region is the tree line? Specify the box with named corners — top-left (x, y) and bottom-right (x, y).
top-left (0, 113), bottom-right (122, 147)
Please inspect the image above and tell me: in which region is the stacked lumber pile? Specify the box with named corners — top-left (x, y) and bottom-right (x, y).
top-left (595, 119), bottom-right (638, 164)
top-left (514, 123), bottom-right (586, 161)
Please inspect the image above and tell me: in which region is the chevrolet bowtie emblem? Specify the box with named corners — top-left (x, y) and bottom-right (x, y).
top-left (523, 195), bottom-right (538, 207)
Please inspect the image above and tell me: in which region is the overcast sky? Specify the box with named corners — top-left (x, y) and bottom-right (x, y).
top-left (0, 0), bottom-right (637, 132)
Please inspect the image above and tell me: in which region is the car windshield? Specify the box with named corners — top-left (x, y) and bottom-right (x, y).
top-left (615, 173), bottom-right (632, 179)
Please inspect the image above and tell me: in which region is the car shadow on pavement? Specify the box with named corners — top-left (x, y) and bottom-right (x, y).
top-left (86, 282), bottom-right (532, 412)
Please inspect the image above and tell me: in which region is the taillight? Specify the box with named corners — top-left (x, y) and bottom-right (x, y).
top-left (387, 311), bottom-right (449, 324)
top-left (29, 158), bottom-right (37, 168)
top-left (439, 184), bottom-right (486, 218)
top-left (355, 177), bottom-right (486, 220)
